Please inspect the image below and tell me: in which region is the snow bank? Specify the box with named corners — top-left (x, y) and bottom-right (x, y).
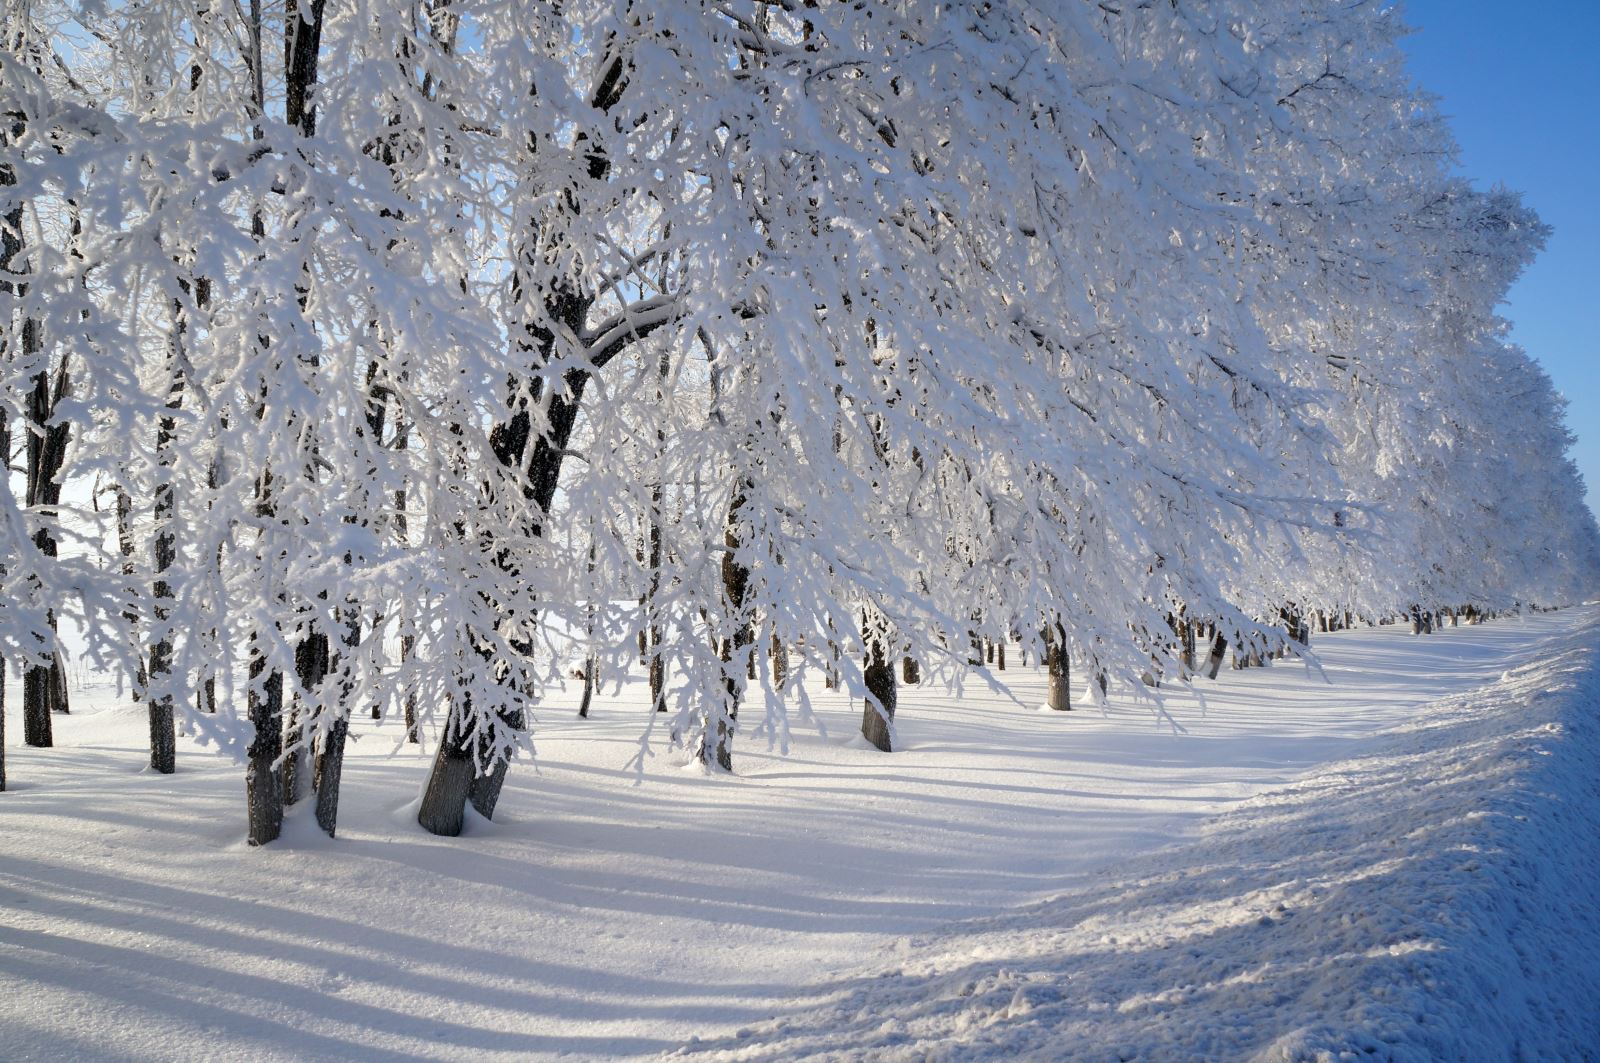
top-left (676, 619), bottom-right (1600, 1061)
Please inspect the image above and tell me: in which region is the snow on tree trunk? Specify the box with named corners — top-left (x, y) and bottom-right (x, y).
top-left (704, 492), bottom-right (753, 772)
top-left (285, 631), bottom-right (329, 806)
top-left (23, 320), bottom-right (69, 738)
top-left (1205, 632), bottom-right (1228, 680)
top-left (313, 713), bottom-right (347, 836)
top-left (114, 486), bottom-right (147, 702)
top-left (1046, 624), bottom-right (1071, 712)
top-left (860, 609), bottom-right (897, 752)
top-left (145, 294), bottom-right (189, 776)
top-left (246, 651), bottom-right (284, 846)
top-left (467, 703), bottom-right (522, 821)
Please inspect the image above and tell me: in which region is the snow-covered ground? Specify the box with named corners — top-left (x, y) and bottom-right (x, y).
top-left (3, 610), bottom-right (1597, 1060)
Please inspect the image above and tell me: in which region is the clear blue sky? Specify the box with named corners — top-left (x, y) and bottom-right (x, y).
top-left (1399, 1), bottom-right (1600, 520)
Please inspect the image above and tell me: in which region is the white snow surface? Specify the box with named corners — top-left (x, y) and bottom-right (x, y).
top-left (3, 611), bottom-right (1598, 1060)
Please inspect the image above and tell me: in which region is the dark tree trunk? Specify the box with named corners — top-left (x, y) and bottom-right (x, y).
top-left (579, 536), bottom-right (599, 721)
top-left (285, 628), bottom-right (329, 805)
top-left (313, 716), bottom-right (347, 837)
top-left (418, 701), bottom-right (474, 836)
top-left (647, 347), bottom-right (669, 710)
top-left (418, 52), bottom-right (677, 826)
top-left (368, 612), bottom-right (384, 720)
top-left (705, 493), bottom-right (752, 772)
top-left (393, 420), bottom-right (419, 742)
top-left (246, 652), bottom-right (284, 846)
top-left (996, 638), bottom-right (1006, 671)
top-left (23, 332), bottom-right (70, 737)
top-left (146, 680), bottom-right (176, 775)
top-left (902, 656), bottom-right (920, 684)
top-left (1181, 620), bottom-right (1197, 675)
top-left (4, 127), bottom-right (63, 747)
top-left (312, 604), bottom-right (359, 837)
top-left (650, 651), bottom-right (667, 712)
top-left (115, 486), bottom-right (148, 702)
top-left (283, 707), bottom-right (306, 807)
top-left (196, 375), bottom-right (222, 717)
top-left (771, 632), bottom-right (789, 689)
top-left (1205, 632), bottom-right (1228, 680)
top-left (647, 506), bottom-right (667, 712)
top-left (1, 106), bottom-right (17, 783)
top-left (22, 665), bottom-right (52, 747)
top-left (11, 157), bottom-right (70, 734)
top-left (401, 628), bottom-right (419, 742)
top-left (467, 705), bottom-right (522, 820)
top-left (1045, 624), bottom-right (1071, 711)
top-left (578, 656), bottom-right (596, 718)
top-left (146, 298), bottom-right (186, 775)
top-left (861, 629), bottom-right (897, 752)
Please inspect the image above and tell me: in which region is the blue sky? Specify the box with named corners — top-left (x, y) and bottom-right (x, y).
top-left (1399, 1), bottom-right (1600, 519)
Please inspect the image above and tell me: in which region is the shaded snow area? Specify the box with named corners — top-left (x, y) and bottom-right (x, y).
top-left (2, 611), bottom-right (1597, 1061)
top-left (679, 616), bottom-right (1600, 1062)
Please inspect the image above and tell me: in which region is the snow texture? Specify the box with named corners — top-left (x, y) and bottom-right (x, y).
top-left (679, 615), bottom-right (1600, 1062)
top-left (2, 611), bottom-right (1598, 1060)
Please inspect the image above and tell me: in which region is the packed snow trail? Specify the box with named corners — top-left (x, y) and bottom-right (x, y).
top-left (1, 611), bottom-right (1593, 1060)
top-left (677, 613), bottom-right (1600, 1061)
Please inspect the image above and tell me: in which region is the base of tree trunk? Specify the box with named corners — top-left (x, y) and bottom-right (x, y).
top-left (579, 658), bottom-right (596, 718)
top-left (50, 653), bottom-right (69, 713)
top-left (466, 707), bottom-right (524, 821)
top-left (418, 728), bottom-right (474, 837)
top-left (1205, 634), bottom-right (1227, 680)
top-left (1046, 638), bottom-right (1071, 711)
top-left (314, 716), bottom-right (348, 837)
top-left (650, 654), bottom-right (667, 712)
top-left (148, 698), bottom-right (176, 774)
top-left (861, 650), bottom-right (897, 751)
top-left (246, 667), bottom-right (285, 846)
top-left (700, 712), bottom-right (736, 772)
top-left (282, 706), bottom-right (309, 807)
top-left (22, 664), bottom-right (55, 747)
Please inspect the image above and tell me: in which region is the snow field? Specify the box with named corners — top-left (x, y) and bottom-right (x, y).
top-left (1, 609), bottom-right (1595, 1060)
top-left (679, 612), bottom-right (1600, 1061)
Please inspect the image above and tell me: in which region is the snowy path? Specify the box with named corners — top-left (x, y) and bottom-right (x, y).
top-left (677, 612), bottom-right (1600, 1061)
top-left (1, 611), bottom-right (1593, 1060)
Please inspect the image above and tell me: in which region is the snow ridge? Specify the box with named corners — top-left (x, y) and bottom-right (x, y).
top-left (675, 619), bottom-right (1600, 1061)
